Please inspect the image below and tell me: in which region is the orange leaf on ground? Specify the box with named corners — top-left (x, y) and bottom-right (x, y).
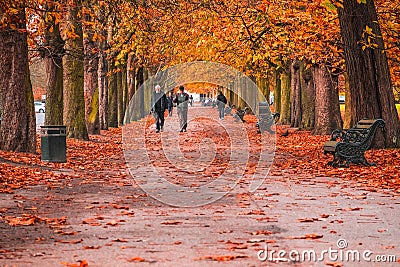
top-left (61, 260), bottom-right (88, 267)
top-left (287, 234), bottom-right (323, 240)
top-left (127, 257), bottom-right (145, 262)
top-left (325, 261), bottom-right (343, 267)
top-left (6, 215), bottom-right (36, 226)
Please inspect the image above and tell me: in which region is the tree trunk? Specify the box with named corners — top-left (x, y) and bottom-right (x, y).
top-left (117, 69), bottom-right (124, 126)
top-left (274, 69), bottom-right (282, 115)
top-left (63, 0), bottom-right (89, 140)
top-left (127, 54), bottom-right (136, 102)
top-left (313, 66), bottom-right (342, 135)
top-left (279, 70), bottom-right (291, 124)
top-left (338, 0), bottom-right (400, 148)
top-left (98, 44), bottom-right (108, 131)
top-left (290, 60), bottom-right (302, 127)
top-left (136, 66), bottom-right (145, 118)
top-left (343, 72), bottom-right (351, 129)
top-left (0, 7), bottom-right (36, 153)
top-left (108, 62), bottom-right (118, 128)
top-left (97, 7), bottom-right (108, 130)
top-left (256, 76), bottom-right (269, 104)
top-left (41, 6), bottom-right (64, 126)
top-left (301, 66), bottom-right (315, 129)
top-left (120, 65), bottom-right (129, 125)
top-left (83, 6), bottom-right (100, 135)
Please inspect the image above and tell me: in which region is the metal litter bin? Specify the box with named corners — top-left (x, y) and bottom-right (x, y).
top-left (40, 125), bottom-right (67, 163)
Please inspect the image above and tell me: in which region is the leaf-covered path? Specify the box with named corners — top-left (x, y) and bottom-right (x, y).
top-left (0, 105), bottom-right (399, 266)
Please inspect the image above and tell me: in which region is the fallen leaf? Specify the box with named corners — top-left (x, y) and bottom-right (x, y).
top-left (56, 239), bottom-right (83, 244)
top-left (161, 221), bottom-right (183, 225)
top-left (83, 246), bottom-right (101, 250)
top-left (112, 238), bottom-right (128, 242)
top-left (106, 220), bottom-right (119, 226)
top-left (325, 260), bottom-right (343, 267)
top-left (127, 257), bottom-right (145, 262)
top-left (297, 218), bottom-right (321, 222)
top-left (288, 234), bottom-right (323, 240)
top-left (6, 215), bottom-right (36, 226)
top-left (194, 255), bottom-right (248, 261)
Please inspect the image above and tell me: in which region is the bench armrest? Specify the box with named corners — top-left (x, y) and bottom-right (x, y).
top-left (331, 129), bottom-right (345, 141)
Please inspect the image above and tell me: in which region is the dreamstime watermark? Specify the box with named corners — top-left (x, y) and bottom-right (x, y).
top-left (122, 61), bottom-right (276, 207)
top-left (257, 238), bottom-right (397, 263)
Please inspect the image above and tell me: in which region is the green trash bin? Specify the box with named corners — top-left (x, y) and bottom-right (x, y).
top-left (40, 125), bottom-right (67, 163)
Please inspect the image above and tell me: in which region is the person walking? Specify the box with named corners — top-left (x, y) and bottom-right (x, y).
top-left (167, 91), bottom-right (174, 116)
top-left (216, 91), bottom-right (227, 120)
top-left (189, 95), bottom-right (193, 106)
top-left (151, 85), bottom-right (167, 133)
top-left (174, 86), bottom-right (189, 132)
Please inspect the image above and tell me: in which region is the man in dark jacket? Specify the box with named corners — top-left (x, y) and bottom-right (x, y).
top-left (151, 85), bottom-right (167, 132)
top-left (216, 91), bottom-right (227, 120)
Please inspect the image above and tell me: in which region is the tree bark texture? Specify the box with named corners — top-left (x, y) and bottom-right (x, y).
top-left (117, 69), bottom-right (124, 126)
top-left (127, 54), bottom-right (136, 103)
top-left (41, 8), bottom-right (64, 126)
top-left (83, 10), bottom-right (100, 135)
top-left (0, 7), bottom-right (36, 153)
top-left (97, 7), bottom-right (108, 130)
top-left (98, 41), bottom-right (108, 130)
top-left (279, 71), bottom-right (291, 124)
top-left (312, 66), bottom-right (342, 135)
top-left (274, 70), bottom-right (282, 115)
top-left (63, 0), bottom-right (89, 140)
top-left (338, 0), bottom-right (400, 148)
top-left (108, 62), bottom-right (118, 128)
top-left (301, 66), bottom-right (315, 129)
top-left (290, 60), bottom-right (302, 128)
top-left (343, 72), bottom-right (352, 129)
top-left (136, 66), bottom-right (145, 118)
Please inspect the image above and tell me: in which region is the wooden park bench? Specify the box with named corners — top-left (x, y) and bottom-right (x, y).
top-left (323, 119), bottom-right (385, 167)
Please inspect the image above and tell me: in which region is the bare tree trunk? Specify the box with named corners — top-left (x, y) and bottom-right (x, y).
top-left (108, 62), bottom-right (118, 128)
top-left (117, 69), bottom-right (124, 126)
top-left (274, 69), bottom-right (282, 115)
top-left (338, 0), bottom-right (400, 148)
top-left (0, 7), bottom-right (36, 152)
top-left (313, 66), bottom-right (342, 135)
top-left (122, 64), bottom-right (128, 123)
top-left (290, 60), bottom-right (302, 127)
top-left (343, 72), bottom-right (351, 129)
top-left (136, 66), bottom-right (145, 118)
top-left (279, 70), bottom-right (291, 124)
top-left (83, 2), bottom-right (100, 135)
top-left (97, 7), bottom-right (108, 130)
top-left (127, 54), bottom-right (136, 104)
top-left (256, 76), bottom-right (269, 104)
top-left (98, 51), bottom-right (108, 130)
top-left (41, 6), bottom-right (64, 126)
top-left (301, 66), bottom-right (315, 129)
top-left (63, 0), bottom-right (89, 140)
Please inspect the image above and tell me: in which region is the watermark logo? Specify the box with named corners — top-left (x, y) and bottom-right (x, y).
top-left (257, 238), bottom-right (397, 263)
top-left (122, 61), bottom-right (276, 207)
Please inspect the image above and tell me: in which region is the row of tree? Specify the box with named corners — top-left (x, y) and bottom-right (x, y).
top-left (0, 0), bottom-right (399, 153)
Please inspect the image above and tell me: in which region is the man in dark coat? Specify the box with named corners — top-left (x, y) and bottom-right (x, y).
top-left (216, 91), bottom-right (227, 120)
top-left (151, 85), bottom-right (167, 133)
